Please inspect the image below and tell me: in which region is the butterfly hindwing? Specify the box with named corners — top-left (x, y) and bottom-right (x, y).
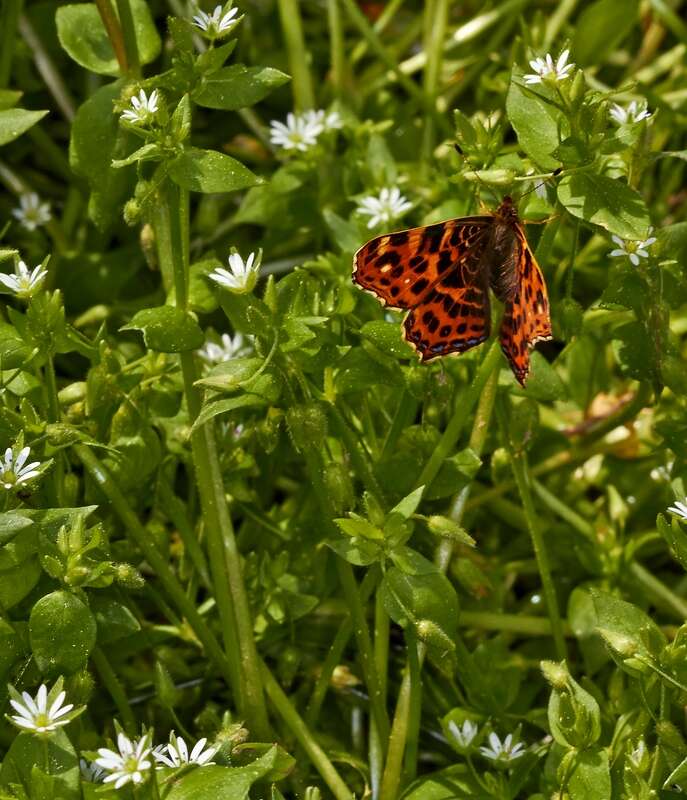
top-left (498, 228), bottom-right (552, 385)
top-left (353, 218), bottom-right (490, 310)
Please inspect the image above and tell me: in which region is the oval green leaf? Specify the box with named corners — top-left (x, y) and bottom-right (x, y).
top-left (0, 108), bottom-right (48, 146)
top-left (193, 65), bottom-right (291, 110)
top-left (169, 148), bottom-right (263, 194)
top-left (29, 590), bottom-right (97, 675)
top-left (123, 306), bottom-right (205, 352)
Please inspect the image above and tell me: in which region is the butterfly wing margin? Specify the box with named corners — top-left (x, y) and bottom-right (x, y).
top-left (499, 232), bottom-right (552, 385)
top-left (353, 217), bottom-right (491, 310)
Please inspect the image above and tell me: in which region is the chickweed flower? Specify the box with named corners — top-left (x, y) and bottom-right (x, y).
top-left (269, 112), bottom-right (323, 152)
top-left (121, 89), bottom-right (160, 125)
top-left (0, 446), bottom-right (42, 490)
top-left (448, 719), bottom-right (479, 750)
top-left (192, 4), bottom-right (239, 36)
top-left (479, 732), bottom-right (526, 763)
top-left (95, 732), bottom-right (153, 789)
top-left (8, 682), bottom-right (75, 735)
top-left (198, 332), bottom-right (250, 363)
top-left (12, 193), bottom-right (51, 231)
top-left (304, 109), bottom-right (343, 132)
top-left (609, 229), bottom-right (657, 266)
top-left (209, 250), bottom-right (261, 294)
top-left (153, 732), bottom-right (217, 768)
top-left (357, 187), bottom-right (413, 229)
top-left (0, 260), bottom-right (47, 298)
top-left (524, 49), bottom-right (575, 85)
top-left (610, 100), bottom-right (651, 125)
top-left (668, 499), bottom-right (687, 522)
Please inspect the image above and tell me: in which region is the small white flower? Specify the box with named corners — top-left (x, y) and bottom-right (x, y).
top-left (668, 499), bottom-right (687, 522)
top-left (192, 4), bottom-right (239, 35)
top-left (153, 732), bottom-right (217, 768)
top-left (80, 758), bottom-right (106, 783)
top-left (0, 260), bottom-right (47, 298)
top-left (479, 732), bottom-right (526, 763)
top-left (95, 732), bottom-right (153, 789)
top-left (198, 332), bottom-right (251, 362)
top-left (8, 683), bottom-right (74, 735)
top-left (524, 49), bottom-right (575, 85)
top-left (0, 446), bottom-right (42, 490)
top-left (610, 100), bottom-right (652, 125)
top-left (448, 719), bottom-right (479, 749)
top-left (269, 112), bottom-right (323, 152)
top-left (209, 250), bottom-right (261, 294)
top-left (303, 109), bottom-right (343, 132)
top-left (12, 193), bottom-right (51, 231)
top-left (121, 89), bottom-right (160, 125)
top-left (356, 187), bottom-right (413, 230)
top-left (609, 228), bottom-right (657, 266)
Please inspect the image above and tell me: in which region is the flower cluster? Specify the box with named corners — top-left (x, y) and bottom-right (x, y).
top-left (356, 187), bottom-right (413, 229)
top-left (269, 109), bottom-right (342, 152)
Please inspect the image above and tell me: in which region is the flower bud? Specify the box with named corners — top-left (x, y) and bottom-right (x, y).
top-left (123, 199), bottom-right (142, 225)
top-left (154, 660), bottom-right (179, 709)
top-left (286, 403), bottom-right (328, 452)
top-left (115, 562), bottom-right (145, 590)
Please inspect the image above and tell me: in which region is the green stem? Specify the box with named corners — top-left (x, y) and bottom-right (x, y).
top-left (74, 444), bottom-right (235, 684)
top-left (276, 0), bottom-right (315, 110)
top-left (326, 0), bottom-right (345, 97)
top-left (459, 610), bottom-right (573, 637)
top-left (403, 633), bottom-right (422, 782)
top-left (94, 0), bottom-right (129, 75)
top-left (508, 447), bottom-right (567, 660)
top-left (379, 667), bottom-right (412, 800)
top-left (44, 354), bottom-right (64, 508)
top-left (630, 562), bottom-right (687, 621)
top-left (92, 647), bottom-right (137, 733)
top-left (350, 0), bottom-right (406, 64)
top-left (158, 480), bottom-right (212, 589)
top-left (0, 0), bottom-right (23, 88)
top-left (421, 0), bottom-right (449, 166)
top-left (370, 588), bottom-right (389, 799)
top-left (260, 662), bottom-right (353, 800)
top-left (544, 0), bottom-right (578, 48)
top-left (157, 178), bottom-right (269, 737)
top-left (115, 0), bottom-right (141, 77)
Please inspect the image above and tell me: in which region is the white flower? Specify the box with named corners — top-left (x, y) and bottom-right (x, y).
top-left (12, 193), bottom-right (51, 231)
top-left (303, 109), bottom-right (343, 132)
top-left (269, 111), bottom-right (323, 152)
top-left (209, 250), bottom-right (261, 294)
top-left (192, 4), bottom-right (239, 35)
top-left (356, 187), bottom-right (413, 230)
top-left (479, 732), bottom-right (526, 763)
top-left (0, 446), bottom-right (41, 490)
top-left (609, 228), bottom-right (657, 266)
top-left (8, 683), bottom-right (74, 735)
top-left (668, 499), bottom-right (687, 522)
top-left (80, 758), bottom-right (106, 783)
top-left (153, 733), bottom-right (217, 768)
top-left (121, 89), bottom-right (159, 125)
top-left (524, 49), bottom-right (575, 85)
top-left (448, 719), bottom-right (479, 749)
top-left (610, 100), bottom-right (651, 125)
top-left (0, 260), bottom-right (47, 298)
top-left (198, 332), bottom-right (250, 362)
top-left (95, 732), bottom-right (153, 789)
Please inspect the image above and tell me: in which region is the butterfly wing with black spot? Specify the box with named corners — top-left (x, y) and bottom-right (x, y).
top-left (353, 217), bottom-right (491, 309)
top-left (498, 227), bottom-right (553, 385)
top-left (402, 230), bottom-right (492, 361)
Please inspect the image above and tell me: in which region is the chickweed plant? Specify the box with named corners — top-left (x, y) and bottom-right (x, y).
top-left (0, 0), bottom-right (686, 798)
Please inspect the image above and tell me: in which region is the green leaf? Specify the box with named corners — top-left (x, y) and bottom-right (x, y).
top-left (89, 594), bottom-right (141, 643)
top-left (166, 747), bottom-right (284, 800)
top-left (572, 0), bottom-right (639, 66)
top-left (0, 322), bottom-right (33, 369)
top-left (591, 590), bottom-right (666, 666)
top-left (56, 0), bottom-right (161, 76)
top-left (193, 65), bottom-right (291, 110)
top-left (568, 748), bottom-right (611, 800)
top-left (29, 590), bottom-right (97, 675)
top-left (402, 764), bottom-right (488, 799)
top-left (327, 536), bottom-right (382, 566)
top-left (0, 90), bottom-right (22, 110)
top-left (506, 72), bottom-right (567, 170)
top-left (542, 660), bottom-right (601, 749)
top-left (323, 208), bottom-right (363, 254)
top-left (169, 148), bottom-right (262, 194)
top-left (557, 173), bottom-right (651, 240)
top-left (335, 514), bottom-right (384, 541)
top-left (390, 546), bottom-right (439, 575)
top-left (520, 352), bottom-right (566, 401)
top-left (0, 512), bottom-right (33, 546)
top-left (0, 558), bottom-right (41, 610)
top-left (0, 108), bottom-right (48, 146)
top-left (390, 486), bottom-right (425, 519)
top-left (426, 516), bottom-right (475, 547)
top-left (192, 394), bottom-right (268, 431)
top-left (0, 730), bottom-right (79, 799)
top-left (361, 320), bottom-right (415, 359)
top-left (122, 306), bottom-right (204, 352)
top-left (381, 566), bottom-right (459, 638)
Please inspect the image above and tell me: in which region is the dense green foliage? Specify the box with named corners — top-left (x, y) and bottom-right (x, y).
top-left (0, 0), bottom-right (687, 797)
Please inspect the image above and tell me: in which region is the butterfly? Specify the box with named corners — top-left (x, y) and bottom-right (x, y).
top-left (352, 196), bottom-right (552, 385)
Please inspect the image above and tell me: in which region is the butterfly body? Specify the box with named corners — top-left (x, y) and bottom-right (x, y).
top-left (352, 196), bottom-right (552, 385)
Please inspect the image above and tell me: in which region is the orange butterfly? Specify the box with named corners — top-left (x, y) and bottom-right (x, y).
top-left (352, 196), bottom-right (552, 385)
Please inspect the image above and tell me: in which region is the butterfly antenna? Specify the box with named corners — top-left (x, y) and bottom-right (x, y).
top-left (517, 167), bottom-right (563, 200)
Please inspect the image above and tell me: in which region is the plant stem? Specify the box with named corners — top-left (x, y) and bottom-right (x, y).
top-left (94, 0), bottom-right (129, 75)
top-left (370, 588), bottom-right (389, 799)
top-left (157, 179), bottom-right (269, 738)
top-left (43, 354), bottom-right (64, 507)
top-left (379, 667), bottom-right (412, 800)
top-left (74, 444), bottom-right (235, 684)
top-left (0, 0), bottom-right (23, 88)
top-left (326, 0), bottom-right (345, 97)
top-left (260, 661), bottom-right (353, 800)
top-left (276, 0), bottom-right (314, 110)
top-left (115, 0), bottom-right (141, 77)
top-left (92, 647), bottom-right (137, 733)
top-left (508, 447), bottom-right (567, 660)
top-left (403, 632), bottom-right (422, 782)
top-left (421, 0), bottom-right (449, 166)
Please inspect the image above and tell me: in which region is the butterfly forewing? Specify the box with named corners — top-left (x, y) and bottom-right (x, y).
top-left (353, 218), bottom-right (490, 310)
